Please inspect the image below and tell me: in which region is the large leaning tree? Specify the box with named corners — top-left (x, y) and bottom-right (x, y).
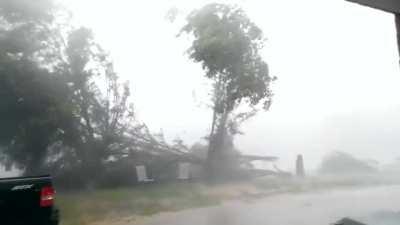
top-left (180, 3), bottom-right (275, 177)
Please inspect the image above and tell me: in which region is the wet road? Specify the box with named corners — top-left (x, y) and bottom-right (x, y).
top-left (141, 185), bottom-right (400, 225)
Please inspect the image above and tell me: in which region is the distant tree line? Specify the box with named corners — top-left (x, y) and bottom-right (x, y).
top-left (319, 151), bottom-right (378, 175)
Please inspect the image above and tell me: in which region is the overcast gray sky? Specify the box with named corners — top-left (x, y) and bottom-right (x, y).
top-left (60, 0), bottom-right (400, 171)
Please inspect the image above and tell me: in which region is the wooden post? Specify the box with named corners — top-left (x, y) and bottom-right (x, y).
top-left (296, 154), bottom-right (305, 177)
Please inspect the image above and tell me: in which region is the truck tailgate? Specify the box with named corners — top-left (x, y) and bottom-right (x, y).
top-left (0, 176), bottom-right (54, 224)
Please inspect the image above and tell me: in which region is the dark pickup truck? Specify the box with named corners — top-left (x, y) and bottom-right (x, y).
top-left (0, 175), bottom-right (59, 225)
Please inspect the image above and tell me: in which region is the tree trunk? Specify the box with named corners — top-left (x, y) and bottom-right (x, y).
top-left (206, 106), bottom-right (217, 159)
top-left (206, 111), bottom-right (229, 180)
top-left (206, 76), bottom-right (224, 180)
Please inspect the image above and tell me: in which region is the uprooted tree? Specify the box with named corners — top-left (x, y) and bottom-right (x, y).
top-left (180, 3), bottom-right (275, 178)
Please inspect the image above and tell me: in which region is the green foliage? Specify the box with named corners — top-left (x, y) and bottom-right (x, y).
top-left (181, 3), bottom-right (274, 112)
top-left (0, 0), bottom-right (73, 174)
top-left (0, 62), bottom-right (71, 173)
top-left (0, 0), bottom-right (55, 22)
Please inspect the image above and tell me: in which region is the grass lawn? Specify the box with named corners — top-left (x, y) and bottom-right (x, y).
top-left (57, 183), bottom-right (222, 225)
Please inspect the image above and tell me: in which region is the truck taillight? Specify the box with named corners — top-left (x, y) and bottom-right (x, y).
top-left (40, 186), bottom-right (55, 207)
